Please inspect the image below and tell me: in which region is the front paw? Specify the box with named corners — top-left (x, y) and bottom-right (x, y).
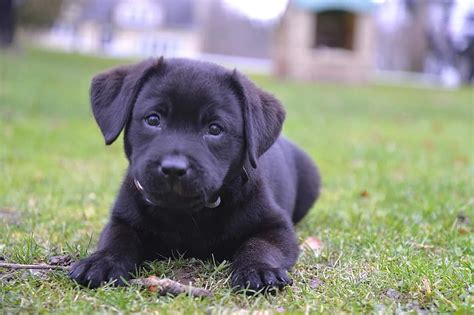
top-left (231, 264), bottom-right (293, 292)
top-left (69, 251), bottom-right (135, 288)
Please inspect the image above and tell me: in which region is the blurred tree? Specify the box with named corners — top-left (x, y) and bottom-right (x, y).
top-left (404, 0), bottom-right (429, 72)
top-left (0, 0), bottom-right (15, 47)
top-left (16, 0), bottom-right (63, 28)
top-left (201, 0), bottom-right (272, 58)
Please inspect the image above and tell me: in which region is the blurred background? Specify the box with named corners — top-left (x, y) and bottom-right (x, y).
top-left (1, 0), bottom-right (473, 87)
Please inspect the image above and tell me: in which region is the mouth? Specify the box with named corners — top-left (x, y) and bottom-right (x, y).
top-left (133, 178), bottom-right (220, 209)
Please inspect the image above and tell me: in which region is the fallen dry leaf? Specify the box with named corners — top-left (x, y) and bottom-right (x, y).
top-left (300, 236), bottom-right (324, 256)
top-left (456, 212), bottom-right (471, 235)
top-left (360, 190), bottom-right (369, 198)
top-left (422, 277), bottom-right (431, 295)
top-left (458, 226), bottom-right (470, 235)
top-left (48, 254), bottom-right (75, 266)
top-left (131, 276), bottom-right (212, 297)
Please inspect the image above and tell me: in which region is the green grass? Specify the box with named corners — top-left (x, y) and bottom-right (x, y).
top-left (1, 48), bottom-right (473, 313)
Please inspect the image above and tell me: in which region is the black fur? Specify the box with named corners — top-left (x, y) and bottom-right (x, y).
top-left (69, 58), bottom-right (321, 292)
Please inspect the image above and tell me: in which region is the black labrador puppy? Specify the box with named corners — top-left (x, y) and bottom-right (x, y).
top-left (69, 58), bottom-right (321, 291)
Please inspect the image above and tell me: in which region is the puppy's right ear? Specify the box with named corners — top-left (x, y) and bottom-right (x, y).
top-left (90, 57), bottom-right (163, 145)
top-left (231, 70), bottom-right (286, 169)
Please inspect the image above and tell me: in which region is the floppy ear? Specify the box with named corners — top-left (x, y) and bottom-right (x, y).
top-left (231, 70), bottom-right (286, 168)
top-left (90, 57), bottom-right (163, 145)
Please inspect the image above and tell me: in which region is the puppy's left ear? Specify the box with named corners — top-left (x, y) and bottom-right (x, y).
top-left (91, 57), bottom-right (163, 145)
top-left (231, 70), bottom-right (286, 168)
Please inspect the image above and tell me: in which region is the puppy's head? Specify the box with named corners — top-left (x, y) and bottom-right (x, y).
top-left (90, 58), bottom-right (285, 212)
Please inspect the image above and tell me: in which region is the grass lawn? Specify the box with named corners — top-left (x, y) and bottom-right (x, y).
top-left (0, 48), bottom-right (473, 313)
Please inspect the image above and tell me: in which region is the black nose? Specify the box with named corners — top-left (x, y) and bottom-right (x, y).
top-left (159, 155), bottom-right (189, 178)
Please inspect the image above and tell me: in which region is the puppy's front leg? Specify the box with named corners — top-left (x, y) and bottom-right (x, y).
top-left (69, 218), bottom-right (142, 288)
top-left (231, 223), bottom-right (299, 291)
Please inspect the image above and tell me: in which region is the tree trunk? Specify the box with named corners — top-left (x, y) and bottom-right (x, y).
top-left (0, 0), bottom-right (15, 48)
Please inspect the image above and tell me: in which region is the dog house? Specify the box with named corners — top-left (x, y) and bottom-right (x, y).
top-left (274, 0), bottom-right (377, 82)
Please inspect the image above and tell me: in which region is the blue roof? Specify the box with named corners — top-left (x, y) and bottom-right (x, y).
top-left (294, 0), bottom-right (378, 13)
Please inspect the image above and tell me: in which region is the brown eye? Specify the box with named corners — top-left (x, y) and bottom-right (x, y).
top-left (208, 123), bottom-right (223, 136)
top-left (145, 114), bottom-right (160, 127)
